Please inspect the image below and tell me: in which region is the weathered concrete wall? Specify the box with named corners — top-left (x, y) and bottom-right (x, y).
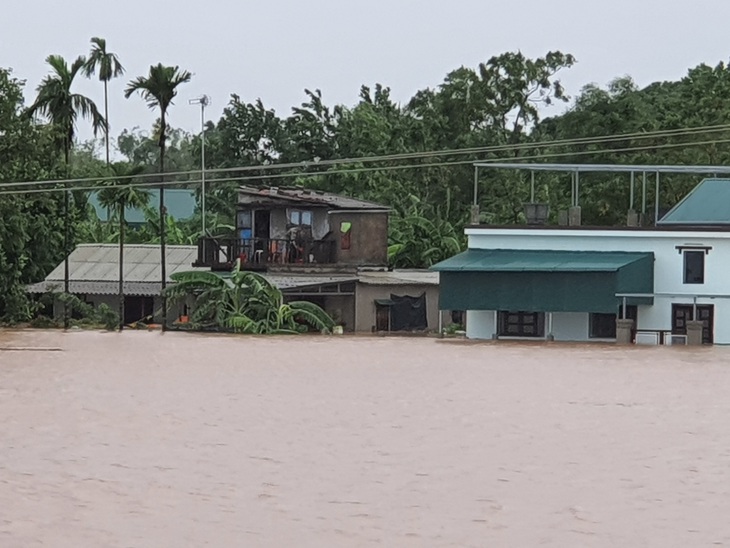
top-left (329, 211), bottom-right (388, 266)
top-left (355, 284), bottom-right (442, 332)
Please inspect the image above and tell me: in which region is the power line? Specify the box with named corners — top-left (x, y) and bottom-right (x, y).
top-left (3, 122), bottom-right (730, 190)
top-left (4, 136), bottom-right (730, 197)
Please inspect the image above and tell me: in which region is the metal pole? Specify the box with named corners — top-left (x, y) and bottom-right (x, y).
top-left (630, 171), bottom-right (635, 210)
top-left (622, 297), bottom-right (627, 319)
top-left (530, 171), bottom-right (535, 203)
top-left (473, 166), bottom-right (478, 206)
top-left (693, 296), bottom-right (697, 320)
top-left (570, 172), bottom-right (575, 206)
top-left (575, 171), bottom-right (580, 206)
top-left (642, 172), bottom-right (647, 214)
top-left (64, 187), bottom-right (69, 330)
top-left (201, 100), bottom-right (206, 236)
top-left (655, 171), bottom-right (660, 225)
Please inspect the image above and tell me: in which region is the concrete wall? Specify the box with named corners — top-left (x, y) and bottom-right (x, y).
top-left (463, 228), bottom-right (730, 343)
top-left (466, 310), bottom-right (496, 339)
top-left (355, 284), bottom-right (442, 332)
top-left (329, 212), bottom-right (388, 266)
top-left (550, 312), bottom-right (590, 341)
top-left (466, 311), bottom-right (612, 342)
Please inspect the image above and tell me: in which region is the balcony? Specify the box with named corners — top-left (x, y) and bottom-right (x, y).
top-left (195, 236), bottom-right (336, 269)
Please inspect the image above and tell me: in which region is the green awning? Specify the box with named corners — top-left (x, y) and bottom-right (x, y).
top-left (375, 298), bottom-right (395, 306)
top-left (432, 249), bottom-right (654, 313)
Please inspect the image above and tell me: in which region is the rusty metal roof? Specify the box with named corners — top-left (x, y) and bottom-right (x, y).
top-left (238, 186), bottom-right (389, 211)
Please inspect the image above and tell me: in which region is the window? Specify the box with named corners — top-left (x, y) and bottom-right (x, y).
top-left (683, 250), bottom-right (705, 284)
top-left (498, 311), bottom-right (545, 338)
top-left (289, 209), bottom-right (313, 226)
top-left (590, 313), bottom-right (616, 338)
top-left (237, 210), bottom-right (252, 229)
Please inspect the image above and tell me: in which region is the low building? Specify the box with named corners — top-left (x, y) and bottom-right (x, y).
top-left (27, 244), bottom-right (443, 333)
top-left (356, 270), bottom-right (443, 332)
top-left (433, 177), bottom-right (730, 345)
top-left (26, 244), bottom-right (207, 323)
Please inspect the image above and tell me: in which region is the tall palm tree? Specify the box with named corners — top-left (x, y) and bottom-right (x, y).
top-left (125, 64), bottom-right (192, 330)
top-left (97, 163), bottom-right (150, 330)
top-left (83, 37), bottom-right (125, 165)
top-left (28, 54), bottom-right (107, 329)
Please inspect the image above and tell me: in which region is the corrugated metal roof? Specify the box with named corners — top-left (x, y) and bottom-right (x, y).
top-left (42, 244), bottom-right (205, 284)
top-left (659, 178), bottom-right (730, 225)
top-left (431, 249), bottom-right (654, 272)
top-left (88, 189), bottom-right (197, 224)
top-left (268, 275), bottom-right (358, 290)
top-left (27, 280), bottom-right (164, 296)
top-left (238, 186), bottom-right (389, 211)
top-left (29, 244), bottom-right (358, 296)
top-left (357, 270), bottom-right (439, 285)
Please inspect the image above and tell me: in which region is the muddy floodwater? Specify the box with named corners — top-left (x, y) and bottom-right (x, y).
top-left (2, 331), bottom-right (730, 547)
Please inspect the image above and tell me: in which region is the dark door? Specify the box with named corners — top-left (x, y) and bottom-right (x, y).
top-left (672, 304), bottom-right (713, 344)
top-left (253, 210), bottom-right (271, 263)
top-left (124, 296), bottom-right (154, 324)
top-left (375, 304), bottom-right (390, 332)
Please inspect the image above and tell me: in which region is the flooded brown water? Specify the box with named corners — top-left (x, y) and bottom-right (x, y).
top-left (1, 331), bottom-right (730, 547)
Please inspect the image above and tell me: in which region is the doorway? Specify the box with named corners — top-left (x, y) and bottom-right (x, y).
top-left (124, 296), bottom-right (154, 324)
top-left (375, 303), bottom-right (391, 331)
top-left (254, 210), bottom-right (271, 261)
top-left (672, 304), bottom-right (714, 344)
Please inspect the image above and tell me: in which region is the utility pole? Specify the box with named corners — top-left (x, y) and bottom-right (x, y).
top-left (189, 95), bottom-right (210, 236)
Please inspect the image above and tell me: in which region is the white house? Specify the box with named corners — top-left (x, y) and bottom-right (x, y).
top-left (433, 178), bottom-right (730, 345)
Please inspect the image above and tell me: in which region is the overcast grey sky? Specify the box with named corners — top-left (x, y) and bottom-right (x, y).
top-left (4, 0), bottom-right (730, 148)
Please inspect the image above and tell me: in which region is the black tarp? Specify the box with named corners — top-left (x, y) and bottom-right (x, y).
top-left (390, 293), bottom-right (427, 331)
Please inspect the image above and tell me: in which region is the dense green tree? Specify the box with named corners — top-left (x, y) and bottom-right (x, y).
top-left (27, 55), bottom-right (106, 327)
top-left (0, 68), bottom-right (65, 321)
top-left (83, 37), bottom-right (125, 164)
top-left (125, 64), bottom-right (192, 328)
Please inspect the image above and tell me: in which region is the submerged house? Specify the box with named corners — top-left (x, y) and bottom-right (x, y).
top-left (433, 175), bottom-right (730, 345)
top-left (193, 185), bottom-right (446, 332)
top-left (29, 187), bottom-right (447, 332)
top-left (26, 244), bottom-right (207, 323)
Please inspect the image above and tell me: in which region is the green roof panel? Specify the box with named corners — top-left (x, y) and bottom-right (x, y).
top-left (89, 189), bottom-right (197, 224)
top-left (432, 249), bottom-right (654, 313)
top-left (659, 178), bottom-right (730, 225)
top-left (431, 249), bottom-right (652, 273)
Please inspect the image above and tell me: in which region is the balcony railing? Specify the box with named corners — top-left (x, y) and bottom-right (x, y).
top-left (196, 237), bottom-right (336, 268)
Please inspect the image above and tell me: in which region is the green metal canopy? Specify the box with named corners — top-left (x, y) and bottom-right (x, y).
top-left (432, 249), bottom-right (654, 313)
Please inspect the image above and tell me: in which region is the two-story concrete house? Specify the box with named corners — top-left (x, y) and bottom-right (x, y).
top-left (433, 176), bottom-right (730, 345)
